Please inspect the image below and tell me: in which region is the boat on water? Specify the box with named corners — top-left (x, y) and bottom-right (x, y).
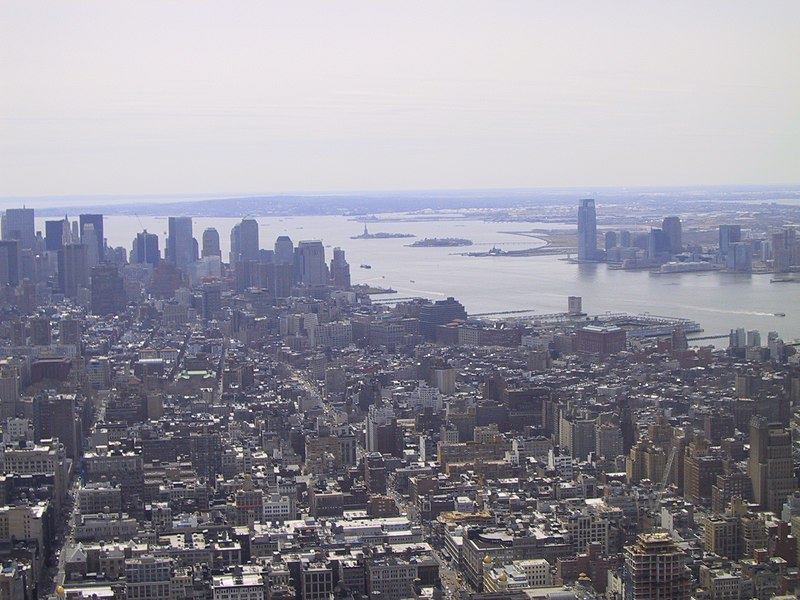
top-left (360, 264), bottom-right (372, 269)
top-left (775, 312), bottom-right (786, 317)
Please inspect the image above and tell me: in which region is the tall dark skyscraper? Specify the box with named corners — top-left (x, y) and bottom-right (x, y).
top-left (577, 199), bottom-right (598, 261)
top-left (45, 219), bottom-right (69, 252)
top-left (79, 214), bottom-right (104, 261)
top-left (661, 216), bottom-right (682, 254)
top-left (133, 231), bottom-right (160, 267)
top-left (30, 317), bottom-right (52, 346)
top-left (58, 243), bottom-right (89, 298)
top-left (1, 208), bottom-right (35, 250)
top-left (296, 240), bottom-right (327, 286)
top-left (202, 228), bottom-right (221, 258)
top-left (201, 282), bottom-right (222, 321)
top-left (647, 228), bottom-right (671, 258)
top-left (35, 394), bottom-right (80, 460)
top-left (167, 217), bottom-right (194, 271)
top-left (0, 241), bottom-right (20, 287)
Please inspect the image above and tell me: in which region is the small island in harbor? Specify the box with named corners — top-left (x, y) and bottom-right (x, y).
top-left (351, 225), bottom-right (415, 239)
top-left (408, 237), bottom-right (473, 247)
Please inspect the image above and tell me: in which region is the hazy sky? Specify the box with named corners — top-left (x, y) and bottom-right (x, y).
top-left (1, 1), bottom-right (799, 197)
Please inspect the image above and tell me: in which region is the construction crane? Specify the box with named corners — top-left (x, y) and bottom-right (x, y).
top-left (643, 445), bottom-right (679, 517)
top-left (660, 445), bottom-right (677, 490)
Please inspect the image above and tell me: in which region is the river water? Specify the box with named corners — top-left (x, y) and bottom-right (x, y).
top-left (39, 214), bottom-right (799, 342)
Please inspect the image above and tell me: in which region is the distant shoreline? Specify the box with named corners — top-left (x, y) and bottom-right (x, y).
top-left (10, 184), bottom-right (800, 216)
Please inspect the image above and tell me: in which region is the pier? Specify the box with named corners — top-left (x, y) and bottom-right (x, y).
top-left (470, 309), bottom-right (539, 317)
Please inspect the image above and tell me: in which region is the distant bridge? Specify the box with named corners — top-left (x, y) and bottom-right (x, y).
top-left (687, 334), bottom-right (729, 341)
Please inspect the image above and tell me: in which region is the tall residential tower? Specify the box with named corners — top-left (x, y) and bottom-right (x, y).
top-left (577, 199), bottom-right (598, 261)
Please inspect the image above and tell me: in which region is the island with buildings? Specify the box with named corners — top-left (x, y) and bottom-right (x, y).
top-left (409, 237), bottom-right (473, 247)
top-left (351, 225), bottom-right (415, 240)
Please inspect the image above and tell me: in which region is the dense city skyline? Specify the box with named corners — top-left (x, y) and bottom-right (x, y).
top-left (0, 200), bottom-right (799, 599)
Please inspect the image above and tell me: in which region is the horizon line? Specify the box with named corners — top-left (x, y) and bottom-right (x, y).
top-left (3, 181), bottom-right (800, 203)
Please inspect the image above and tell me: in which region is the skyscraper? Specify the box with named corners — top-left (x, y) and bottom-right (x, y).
top-left (0, 241), bottom-right (20, 287)
top-left (202, 228), bottom-right (221, 258)
top-left (726, 242), bottom-right (752, 273)
top-left (82, 224), bottom-right (100, 269)
top-left (133, 231), bottom-right (160, 267)
top-left (30, 317), bottom-right (52, 346)
top-left (1, 208), bottom-right (35, 250)
top-left (45, 219), bottom-right (69, 252)
top-left (749, 416), bottom-right (797, 514)
top-left (167, 217), bottom-right (194, 271)
top-left (647, 228), bottom-right (671, 259)
top-left (296, 240), bottom-right (327, 286)
top-left (718, 225), bottom-right (741, 257)
top-left (0, 364), bottom-right (20, 419)
top-left (201, 282), bottom-right (222, 321)
top-left (239, 218), bottom-right (259, 262)
top-left (58, 243), bottom-right (89, 298)
top-left (577, 199), bottom-right (597, 261)
top-left (79, 214), bottom-right (104, 261)
top-left (273, 262), bottom-right (294, 299)
top-left (229, 223), bottom-right (241, 264)
top-left (771, 227), bottom-right (798, 273)
top-left (35, 393), bottom-right (80, 459)
top-left (330, 247), bottom-right (351, 289)
top-left (230, 219), bottom-right (259, 263)
top-left (661, 216), bottom-right (682, 254)
top-left (274, 236), bottom-right (294, 264)
top-left (623, 532), bottom-right (691, 600)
